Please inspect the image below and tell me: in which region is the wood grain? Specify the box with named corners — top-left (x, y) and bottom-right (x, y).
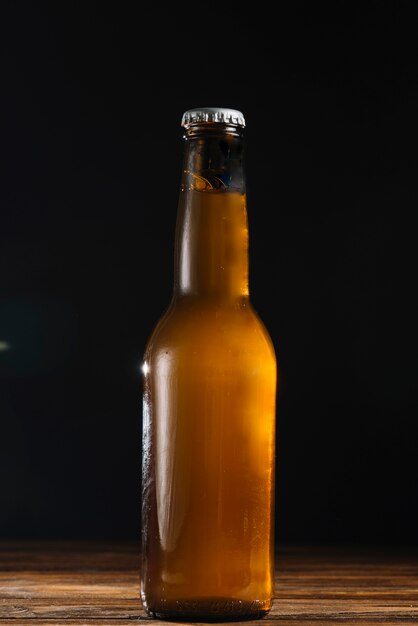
top-left (0, 541), bottom-right (417, 624)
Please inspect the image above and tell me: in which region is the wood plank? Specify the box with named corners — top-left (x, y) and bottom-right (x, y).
top-left (1, 597), bottom-right (418, 621)
top-left (3, 622), bottom-right (418, 626)
top-left (0, 542), bottom-right (417, 622)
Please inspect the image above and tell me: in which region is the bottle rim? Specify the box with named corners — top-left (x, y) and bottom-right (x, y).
top-left (181, 107), bottom-right (245, 128)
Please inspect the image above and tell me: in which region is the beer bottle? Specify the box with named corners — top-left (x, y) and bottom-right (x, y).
top-left (140, 107), bottom-right (277, 621)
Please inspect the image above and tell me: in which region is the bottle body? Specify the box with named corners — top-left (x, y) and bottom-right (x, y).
top-left (140, 111), bottom-right (277, 620)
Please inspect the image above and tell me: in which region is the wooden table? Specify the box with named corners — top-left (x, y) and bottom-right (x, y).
top-left (0, 541), bottom-right (417, 625)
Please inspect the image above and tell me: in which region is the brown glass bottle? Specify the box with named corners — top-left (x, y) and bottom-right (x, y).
top-left (140, 107), bottom-right (277, 621)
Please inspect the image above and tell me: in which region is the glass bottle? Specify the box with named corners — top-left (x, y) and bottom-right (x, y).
top-left (140, 107), bottom-right (277, 621)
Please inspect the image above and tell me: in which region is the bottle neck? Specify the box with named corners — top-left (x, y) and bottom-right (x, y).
top-left (173, 125), bottom-right (249, 302)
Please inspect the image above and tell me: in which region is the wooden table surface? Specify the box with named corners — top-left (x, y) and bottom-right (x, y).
top-left (0, 541), bottom-right (417, 625)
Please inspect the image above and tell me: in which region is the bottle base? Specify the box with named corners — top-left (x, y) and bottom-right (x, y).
top-left (142, 597), bottom-right (272, 622)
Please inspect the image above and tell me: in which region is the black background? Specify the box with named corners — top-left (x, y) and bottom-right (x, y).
top-left (1, 1), bottom-right (417, 546)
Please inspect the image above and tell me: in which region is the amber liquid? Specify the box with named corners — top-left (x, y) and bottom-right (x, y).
top-left (141, 190), bottom-right (277, 621)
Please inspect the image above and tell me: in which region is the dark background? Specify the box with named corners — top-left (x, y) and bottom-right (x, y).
top-left (1, 1), bottom-right (417, 546)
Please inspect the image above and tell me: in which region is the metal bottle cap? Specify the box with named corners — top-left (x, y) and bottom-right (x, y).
top-left (181, 107), bottom-right (246, 128)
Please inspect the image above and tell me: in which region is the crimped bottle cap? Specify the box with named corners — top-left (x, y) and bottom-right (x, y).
top-left (181, 107), bottom-right (245, 128)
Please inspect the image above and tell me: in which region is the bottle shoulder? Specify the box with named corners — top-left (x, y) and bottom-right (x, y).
top-left (143, 297), bottom-right (276, 364)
